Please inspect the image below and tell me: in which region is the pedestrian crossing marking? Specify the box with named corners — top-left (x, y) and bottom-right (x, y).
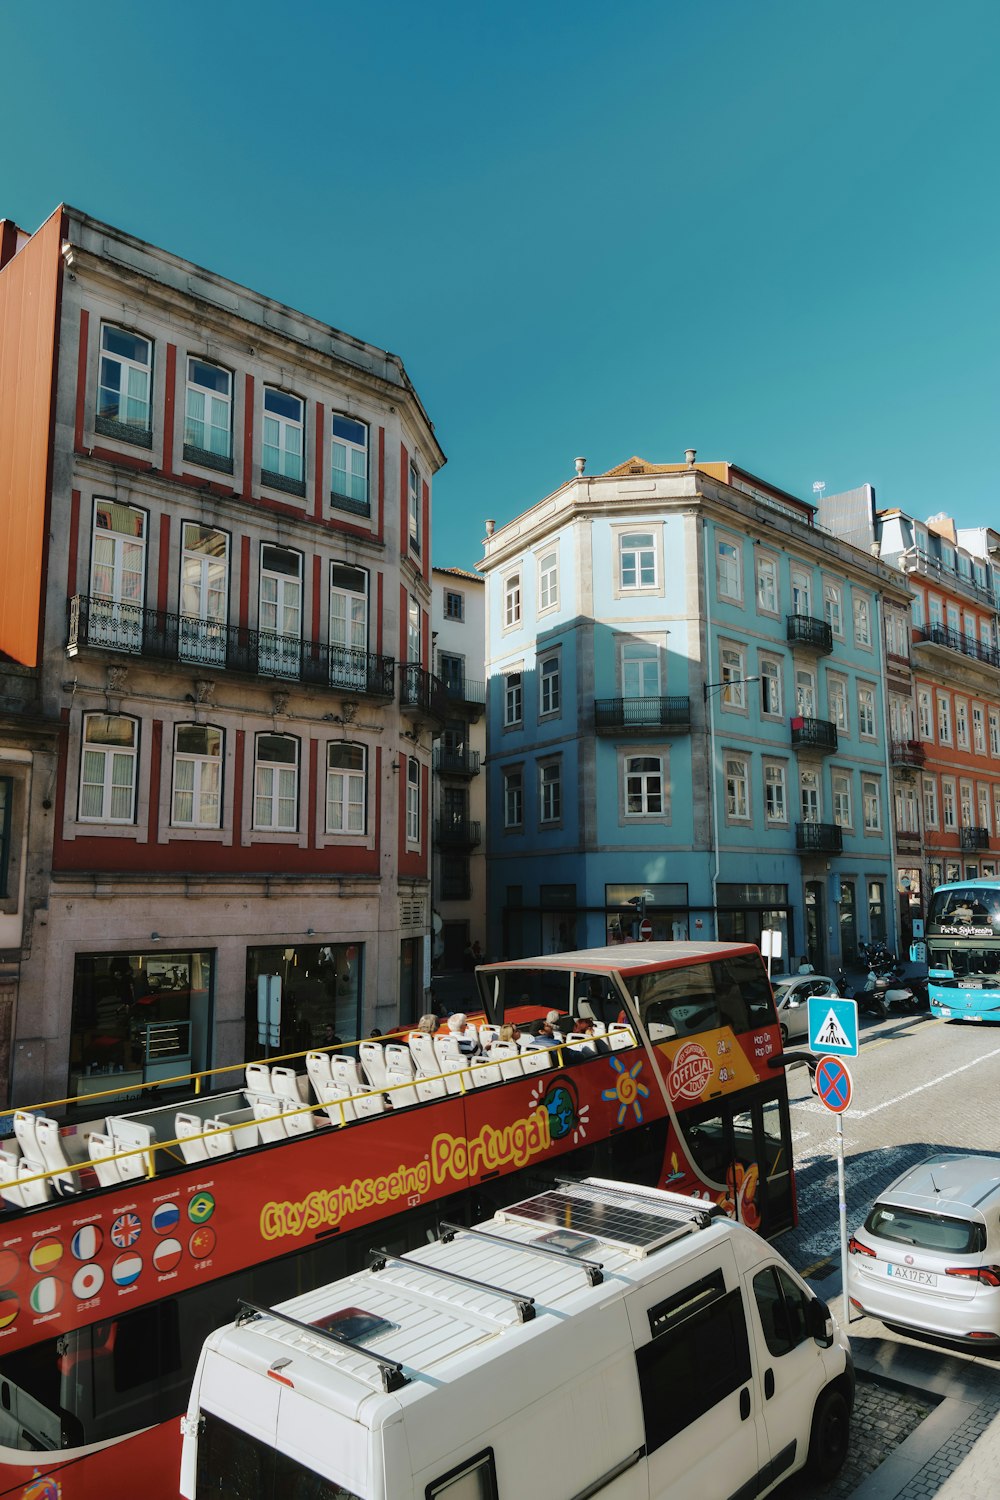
top-left (806, 994), bottom-right (859, 1056)
top-left (816, 1009), bottom-right (851, 1048)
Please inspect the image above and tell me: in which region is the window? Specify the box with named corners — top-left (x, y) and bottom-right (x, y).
top-left (326, 743), bottom-right (366, 834)
top-left (995, 787), bottom-right (1000, 837)
top-left (89, 500), bottom-right (147, 650)
top-left (539, 760), bottom-right (562, 824)
top-left (753, 1266), bottom-right (812, 1358)
top-left (445, 589), bottom-right (464, 621)
top-left (180, 523), bottom-right (228, 666)
top-left (956, 698), bottom-right (970, 750)
top-left (942, 776), bottom-right (957, 830)
top-left (408, 458), bottom-right (422, 554)
top-left (329, 562), bottom-right (369, 689)
top-left (261, 388), bottom-right (304, 488)
top-left (862, 776), bottom-right (882, 832)
top-left (857, 683), bottom-right (876, 738)
top-left (625, 755), bottom-right (663, 816)
top-left (504, 672), bottom-right (522, 727)
top-left (503, 572), bottom-right (522, 628)
top-left (791, 566), bottom-right (811, 616)
top-left (428, 1449), bottom-right (498, 1500)
top-left (503, 768), bottom-right (523, 829)
top-left (439, 653), bottom-right (465, 697)
top-left (622, 639), bottom-right (660, 698)
top-left (756, 553), bottom-right (778, 614)
top-left (406, 756), bottom-right (421, 842)
top-left (832, 769), bottom-right (852, 828)
top-left (979, 785), bottom-right (991, 833)
top-left (760, 657), bottom-right (783, 717)
top-left (938, 693), bottom-right (952, 745)
top-left (928, 594), bottom-right (943, 627)
top-left (918, 689), bottom-right (933, 741)
top-left (254, 734), bottom-right (298, 831)
top-left (828, 676), bottom-right (848, 734)
top-left (974, 705), bottom-right (987, 755)
top-left (764, 762), bottom-right (787, 823)
top-left (800, 768), bottom-right (820, 823)
top-left (635, 1282), bottom-right (751, 1456)
top-left (259, 546), bottom-right (302, 678)
top-left (79, 714), bottom-right (138, 823)
top-left (538, 549), bottom-right (558, 611)
top-left (960, 780), bottom-right (974, 828)
top-left (619, 532), bottom-right (656, 590)
top-left (716, 536), bottom-right (742, 602)
top-left (896, 782), bottom-right (919, 836)
top-left (885, 609), bottom-right (908, 658)
top-left (97, 325), bottom-right (152, 439)
top-left (991, 710), bottom-right (1000, 757)
top-left (923, 775), bottom-right (938, 829)
top-left (854, 595), bottom-right (872, 646)
top-left (330, 415), bottom-right (369, 509)
top-left (172, 725), bottom-right (222, 828)
top-left (184, 358), bottom-right (232, 464)
top-left (726, 756), bottom-right (750, 820)
top-left (823, 580), bottom-right (843, 636)
top-left (539, 654), bottom-right (560, 716)
top-left (721, 644), bottom-right (746, 709)
top-left (795, 668), bottom-right (816, 718)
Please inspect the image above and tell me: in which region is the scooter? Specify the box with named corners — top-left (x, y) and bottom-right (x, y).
top-left (856, 966), bottom-right (919, 1017)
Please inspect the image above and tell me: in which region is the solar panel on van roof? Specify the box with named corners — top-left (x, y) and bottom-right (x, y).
top-left (499, 1180), bottom-right (718, 1257)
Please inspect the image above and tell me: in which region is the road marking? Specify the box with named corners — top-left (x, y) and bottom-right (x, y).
top-left (850, 1043), bottom-right (1000, 1119)
top-left (799, 1255), bottom-right (833, 1278)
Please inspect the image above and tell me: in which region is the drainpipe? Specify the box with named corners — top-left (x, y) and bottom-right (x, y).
top-left (703, 519), bottom-right (721, 937)
top-left (873, 591), bottom-right (897, 954)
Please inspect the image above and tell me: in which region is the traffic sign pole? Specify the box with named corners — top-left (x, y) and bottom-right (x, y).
top-left (837, 1113), bottom-right (854, 1324)
top-left (814, 1053), bottom-right (857, 1327)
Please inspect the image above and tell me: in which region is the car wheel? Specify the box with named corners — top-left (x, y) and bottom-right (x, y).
top-left (779, 1022), bottom-right (788, 1045)
top-left (806, 1385), bottom-right (850, 1482)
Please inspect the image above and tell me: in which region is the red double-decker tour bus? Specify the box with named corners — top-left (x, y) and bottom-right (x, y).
top-left (0, 940), bottom-right (793, 1499)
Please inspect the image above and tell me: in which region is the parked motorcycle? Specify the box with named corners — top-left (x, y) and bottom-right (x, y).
top-left (857, 965), bottom-right (919, 1016)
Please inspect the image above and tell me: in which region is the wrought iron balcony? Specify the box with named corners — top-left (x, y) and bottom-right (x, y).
top-left (434, 817), bottom-right (482, 848)
top-left (790, 716), bottom-right (838, 753)
top-left (594, 696), bottom-right (691, 734)
top-left (913, 623), bottom-right (1000, 671)
top-left (66, 595), bottom-right (395, 696)
top-left (440, 675), bottom-right (486, 718)
top-left (961, 826), bottom-right (990, 851)
top-left (400, 663), bottom-right (448, 725)
top-left (434, 746), bottom-right (481, 777)
top-left (795, 822), bottom-right (843, 854)
top-left (890, 738), bottom-right (925, 768)
top-left (786, 615), bottom-right (833, 654)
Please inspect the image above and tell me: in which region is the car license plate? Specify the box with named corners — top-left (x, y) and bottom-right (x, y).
top-left (937, 1007), bottom-right (951, 1017)
top-left (886, 1263), bottom-right (937, 1286)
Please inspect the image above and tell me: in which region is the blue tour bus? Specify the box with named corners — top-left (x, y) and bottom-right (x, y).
top-left (925, 878), bottom-right (1000, 1021)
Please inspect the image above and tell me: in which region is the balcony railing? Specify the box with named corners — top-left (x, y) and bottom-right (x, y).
top-left (66, 595), bottom-right (396, 695)
top-left (961, 826), bottom-right (990, 851)
top-left (786, 615), bottom-right (833, 654)
top-left (890, 738), bottom-right (925, 768)
top-left (795, 822), bottom-right (843, 854)
top-left (435, 818), bottom-right (482, 848)
top-left (400, 663), bottom-right (448, 723)
top-left (594, 696), bottom-right (692, 733)
top-left (441, 676), bottom-right (487, 714)
top-left (913, 623), bottom-right (1000, 671)
top-left (434, 747), bottom-right (481, 777)
top-left (790, 716), bottom-right (838, 753)
top-left (894, 826), bottom-right (922, 850)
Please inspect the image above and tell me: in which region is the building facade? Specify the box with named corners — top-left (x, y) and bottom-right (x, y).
top-left (0, 205), bottom-right (445, 1106)
top-left (481, 455), bottom-right (908, 973)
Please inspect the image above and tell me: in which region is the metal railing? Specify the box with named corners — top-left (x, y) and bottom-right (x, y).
top-left (400, 663), bottom-right (448, 721)
top-left (790, 716), bottom-right (838, 752)
top-left (434, 747), bottom-right (481, 776)
top-left (890, 738), bottom-right (925, 767)
top-left (594, 696), bottom-right (691, 731)
top-left (441, 676), bottom-right (486, 708)
top-left (961, 826), bottom-right (990, 851)
top-left (434, 818), bottom-right (482, 848)
top-left (786, 615), bottom-right (833, 653)
top-left (795, 822), bottom-right (843, 854)
top-left (913, 623), bottom-right (1000, 671)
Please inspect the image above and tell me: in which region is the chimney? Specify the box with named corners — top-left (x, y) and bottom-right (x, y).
top-left (574, 457), bottom-right (586, 476)
top-left (685, 448), bottom-right (696, 467)
top-left (485, 519), bottom-right (495, 538)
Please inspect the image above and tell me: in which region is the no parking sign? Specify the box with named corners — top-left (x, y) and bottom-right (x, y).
top-left (814, 1055), bottom-right (853, 1114)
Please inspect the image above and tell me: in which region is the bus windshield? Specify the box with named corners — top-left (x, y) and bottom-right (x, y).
top-left (633, 955), bottom-right (776, 1040)
top-left (927, 948), bottom-right (1000, 983)
top-left (927, 886), bottom-right (1000, 932)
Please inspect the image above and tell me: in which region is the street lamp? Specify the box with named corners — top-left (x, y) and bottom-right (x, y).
top-left (703, 676), bottom-right (760, 701)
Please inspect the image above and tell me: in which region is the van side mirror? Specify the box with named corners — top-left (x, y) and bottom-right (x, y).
top-left (808, 1296), bottom-right (835, 1348)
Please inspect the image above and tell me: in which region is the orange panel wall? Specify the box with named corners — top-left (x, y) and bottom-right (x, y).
top-left (0, 208), bottom-right (63, 665)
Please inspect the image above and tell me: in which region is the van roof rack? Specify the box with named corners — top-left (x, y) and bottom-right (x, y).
top-left (368, 1248), bottom-right (536, 1322)
top-left (235, 1299), bottom-right (409, 1393)
top-left (498, 1179), bottom-right (722, 1258)
top-left (437, 1219), bottom-right (605, 1286)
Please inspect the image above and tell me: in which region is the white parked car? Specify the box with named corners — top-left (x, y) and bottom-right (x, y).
top-left (772, 973), bottom-right (841, 1044)
top-left (847, 1154), bottom-right (1000, 1344)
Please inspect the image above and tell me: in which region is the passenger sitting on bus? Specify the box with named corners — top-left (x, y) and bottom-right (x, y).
top-left (447, 1013), bottom-right (481, 1056)
top-left (415, 1013), bottom-right (439, 1035)
top-left (497, 1022), bottom-right (522, 1045)
top-left (529, 1012), bottom-right (563, 1047)
top-left (571, 1017), bottom-right (611, 1055)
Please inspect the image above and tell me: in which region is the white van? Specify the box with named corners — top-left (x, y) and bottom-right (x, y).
top-left (180, 1178), bottom-right (853, 1500)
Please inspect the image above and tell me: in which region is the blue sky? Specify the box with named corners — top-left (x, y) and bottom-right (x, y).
top-left (4, 1), bottom-right (999, 569)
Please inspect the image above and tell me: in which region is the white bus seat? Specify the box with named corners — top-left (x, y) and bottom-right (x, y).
top-left (13, 1110), bottom-right (40, 1163)
top-left (175, 1112), bottom-right (211, 1164)
top-left (35, 1117), bottom-right (79, 1196)
top-left (384, 1069), bottom-right (419, 1108)
top-left (414, 1071), bottom-right (448, 1103)
top-left (440, 1054), bottom-right (470, 1095)
top-left (305, 1051), bottom-right (333, 1098)
top-left (204, 1120), bottom-right (236, 1158)
top-left (0, 1148), bottom-right (25, 1207)
top-left (490, 1041), bottom-right (524, 1080)
top-left (87, 1133), bottom-right (123, 1188)
top-left (384, 1042), bottom-right (415, 1079)
top-left (332, 1055), bottom-right (366, 1092)
top-left (251, 1095), bottom-right (289, 1144)
top-left (592, 1021), bottom-right (607, 1035)
top-left (433, 1035), bottom-right (457, 1072)
top-left (17, 1157), bottom-right (52, 1206)
top-left (408, 1032), bottom-right (439, 1077)
top-left (281, 1099), bottom-right (317, 1135)
top-left (270, 1066), bottom-right (310, 1104)
top-left (107, 1119), bottom-right (155, 1181)
top-left (358, 1042), bottom-right (388, 1092)
top-left (520, 1046), bottom-right (553, 1074)
top-left (245, 1062), bottom-right (272, 1094)
top-left (319, 1080), bottom-right (357, 1126)
top-left (352, 1088), bottom-right (386, 1120)
top-left (566, 1036), bottom-right (598, 1059)
top-left (213, 1106), bottom-right (259, 1149)
top-left (478, 1025), bottom-right (499, 1051)
top-left (469, 1053), bottom-right (502, 1087)
top-left (608, 1024), bottom-right (636, 1050)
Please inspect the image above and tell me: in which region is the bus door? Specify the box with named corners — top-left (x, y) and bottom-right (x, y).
top-left (674, 1084), bottom-right (794, 1237)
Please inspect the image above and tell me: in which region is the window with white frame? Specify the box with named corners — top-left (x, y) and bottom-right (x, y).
top-left (262, 388), bottom-right (304, 485)
top-left (941, 777), bottom-right (957, 830)
top-left (330, 415), bottom-right (369, 507)
top-left (978, 785), bottom-right (991, 833)
top-left (923, 775), bottom-right (938, 828)
top-left (862, 775), bottom-right (881, 832)
top-left (918, 688), bottom-right (933, 740)
top-left (254, 734), bottom-right (298, 831)
top-left (756, 553), bottom-right (778, 614)
top-left (330, 562), bottom-right (369, 688)
top-left (259, 545), bottom-right (302, 678)
top-left (444, 589), bottom-right (464, 621)
top-left (937, 692), bottom-right (952, 745)
top-left (726, 756), bottom-right (750, 821)
top-left (172, 724), bottom-right (222, 828)
top-left (622, 639), bottom-right (660, 699)
top-left (886, 609), bottom-right (909, 658)
top-left (503, 768), bottom-right (523, 829)
top-left (408, 458), bottom-right (422, 554)
top-left (89, 500), bottom-right (147, 650)
top-left (800, 768), bottom-right (820, 824)
top-left (407, 595), bottom-right (421, 663)
top-left (764, 761), bottom-right (787, 823)
top-left (795, 668), bottom-right (816, 718)
top-left (406, 756), bottom-right (421, 842)
top-left (857, 683), bottom-right (876, 738)
top-left (823, 580), bottom-right (843, 637)
top-left (538, 549), bottom-right (559, 612)
top-left (180, 523), bottom-right (228, 666)
top-left (827, 676), bottom-right (848, 733)
top-left (895, 784), bottom-right (919, 834)
top-left (928, 595), bottom-right (943, 627)
top-left (982, 619), bottom-right (995, 652)
top-left (721, 644), bottom-right (747, 709)
top-left (991, 709), bottom-right (1000, 756)
top-left (853, 595), bottom-right (872, 647)
top-left (619, 532), bottom-right (656, 590)
top-left (956, 697), bottom-right (970, 750)
top-left (326, 742), bottom-right (366, 834)
top-left (791, 566), bottom-right (811, 616)
top-left (832, 769), bottom-right (852, 828)
top-left (504, 671), bottom-right (523, 727)
top-left (504, 572), bottom-right (522, 628)
top-left (79, 714), bottom-right (138, 823)
top-left (97, 325), bottom-right (152, 436)
top-left (539, 654), bottom-right (561, 717)
top-left (760, 657), bottom-right (783, 717)
top-left (539, 759), bottom-right (562, 824)
top-left (716, 536), bottom-right (742, 602)
top-left (974, 705), bottom-right (986, 754)
top-left (185, 358), bottom-right (232, 461)
top-left (960, 780), bottom-right (974, 828)
top-left (625, 755), bottom-right (663, 816)
top-left (994, 786), bottom-right (1000, 836)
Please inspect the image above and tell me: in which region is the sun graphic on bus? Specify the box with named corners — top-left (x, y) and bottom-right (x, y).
top-left (602, 1057), bottom-right (650, 1126)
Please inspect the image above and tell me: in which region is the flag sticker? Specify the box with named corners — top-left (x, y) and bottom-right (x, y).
top-left (72, 1225), bottom-right (103, 1261)
top-left (72, 1263), bottom-right (105, 1300)
top-left (188, 1192), bottom-right (215, 1225)
top-left (111, 1253), bottom-right (143, 1288)
top-left (29, 1277), bottom-right (63, 1314)
top-left (153, 1238), bottom-right (183, 1273)
top-left (0, 1291), bottom-right (19, 1330)
top-left (111, 1213), bottom-right (142, 1249)
top-left (0, 1250), bottom-right (20, 1288)
top-left (29, 1239), bottom-right (64, 1274)
top-left (188, 1226), bottom-right (216, 1261)
top-left (151, 1202), bottom-right (180, 1235)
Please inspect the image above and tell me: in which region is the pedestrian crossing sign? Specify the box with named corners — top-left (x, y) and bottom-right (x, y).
top-left (807, 996), bottom-right (859, 1057)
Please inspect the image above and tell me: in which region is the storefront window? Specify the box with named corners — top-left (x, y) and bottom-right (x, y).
top-left (605, 882), bottom-right (689, 944)
top-left (868, 880), bottom-right (887, 943)
top-left (245, 942), bottom-right (362, 1057)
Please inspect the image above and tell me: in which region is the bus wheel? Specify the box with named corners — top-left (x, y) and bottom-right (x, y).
top-left (806, 1386), bottom-right (850, 1481)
